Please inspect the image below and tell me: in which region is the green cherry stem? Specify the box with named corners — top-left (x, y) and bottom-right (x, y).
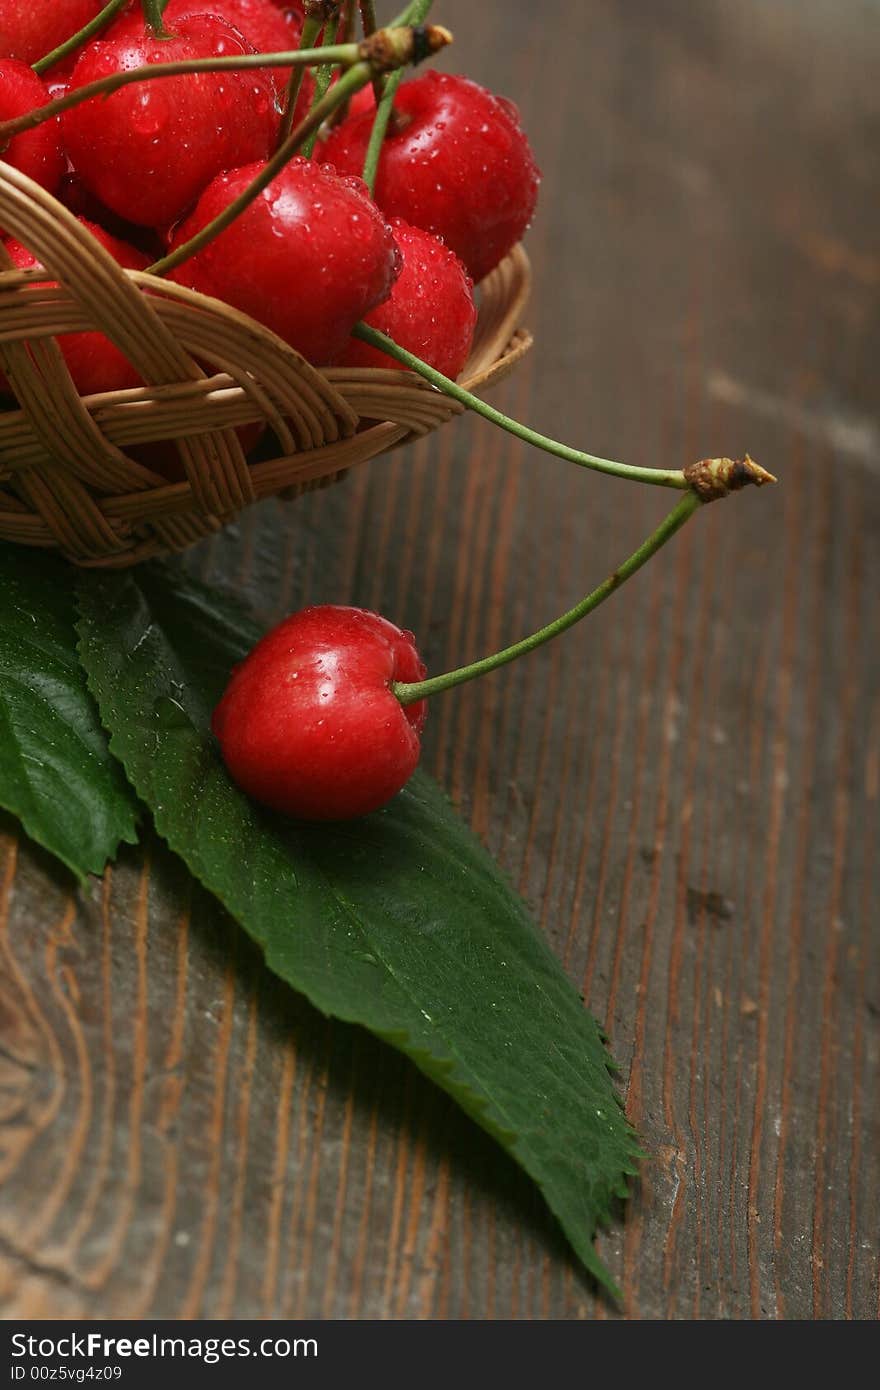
top-left (351, 322), bottom-right (688, 488)
top-left (277, 12), bottom-right (323, 147)
top-left (361, 68), bottom-right (401, 190)
top-left (355, 325), bottom-right (777, 495)
top-left (358, 0), bottom-right (387, 114)
top-left (342, 0), bottom-right (358, 41)
top-left (301, 14), bottom-right (346, 159)
top-left (329, 0), bottom-right (359, 125)
top-left (142, 0), bottom-right (171, 38)
top-left (362, 0), bottom-right (433, 192)
top-left (32, 0), bottom-right (130, 74)
top-left (328, 0), bottom-right (422, 136)
top-left (394, 491), bottom-right (702, 705)
top-left (359, 1), bottom-right (380, 37)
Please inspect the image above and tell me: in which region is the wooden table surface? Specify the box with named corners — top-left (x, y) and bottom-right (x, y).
top-left (1, 0), bottom-right (878, 1321)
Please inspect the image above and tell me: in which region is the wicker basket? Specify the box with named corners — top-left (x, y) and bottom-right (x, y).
top-left (0, 162), bottom-right (532, 567)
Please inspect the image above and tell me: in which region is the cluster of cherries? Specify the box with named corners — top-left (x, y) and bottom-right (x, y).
top-left (0, 0), bottom-right (539, 391)
top-left (0, 5), bottom-right (761, 824)
top-left (0, 3), bottom-right (582, 823)
top-left (0, 2), bottom-right (545, 820)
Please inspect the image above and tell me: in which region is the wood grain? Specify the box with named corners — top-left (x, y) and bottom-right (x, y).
top-left (1, 0), bottom-right (878, 1319)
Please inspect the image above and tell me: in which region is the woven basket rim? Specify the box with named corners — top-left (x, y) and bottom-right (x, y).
top-left (0, 161), bottom-right (532, 567)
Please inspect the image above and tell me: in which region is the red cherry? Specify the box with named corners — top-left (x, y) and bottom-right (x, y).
top-left (268, 0), bottom-right (304, 17)
top-left (62, 14), bottom-right (279, 228)
top-left (345, 85), bottom-right (377, 119)
top-left (0, 0), bottom-right (102, 65)
top-left (319, 71), bottom-right (541, 283)
top-left (161, 0), bottom-right (302, 54)
top-left (340, 217), bottom-right (476, 379)
top-left (134, 0), bottom-right (312, 107)
top-left (168, 157), bottom-right (401, 365)
top-left (130, 419), bottom-right (265, 482)
top-left (1, 218), bottom-right (148, 396)
top-left (125, 0), bottom-right (306, 31)
top-left (0, 60), bottom-right (64, 205)
top-left (212, 605), bottom-right (428, 820)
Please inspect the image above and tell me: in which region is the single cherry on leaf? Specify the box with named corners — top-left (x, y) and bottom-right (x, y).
top-left (0, 60), bottom-right (64, 208)
top-left (62, 13), bottom-right (279, 229)
top-left (212, 606), bottom-right (428, 821)
top-left (319, 70), bottom-right (541, 283)
top-left (168, 157), bottom-right (401, 365)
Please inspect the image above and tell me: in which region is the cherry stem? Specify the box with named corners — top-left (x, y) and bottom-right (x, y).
top-left (342, 0), bottom-right (358, 40)
top-left (359, 2), bottom-right (379, 36)
top-left (301, 14), bottom-right (346, 159)
top-left (351, 323), bottom-right (689, 488)
top-left (278, 13), bottom-right (323, 147)
top-left (362, 0), bottom-right (432, 192)
top-left (394, 491), bottom-right (702, 705)
top-left (358, 1), bottom-right (386, 113)
top-left (329, 0), bottom-right (359, 124)
top-left (32, 0), bottom-right (130, 74)
top-left (141, 0), bottom-right (171, 39)
top-left (361, 68), bottom-right (401, 189)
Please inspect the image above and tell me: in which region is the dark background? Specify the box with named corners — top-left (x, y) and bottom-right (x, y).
top-left (1, 0), bottom-right (878, 1318)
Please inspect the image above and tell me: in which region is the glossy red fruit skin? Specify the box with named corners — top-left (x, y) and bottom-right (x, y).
top-left (269, 0), bottom-right (304, 17)
top-left (168, 157), bottom-right (401, 365)
top-left (318, 71), bottom-right (540, 283)
top-left (127, 0), bottom-right (311, 106)
top-left (212, 605), bottom-right (428, 821)
top-left (62, 14), bottom-right (279, 228)
top-left (1, 219), bottom-right (148, 396)
top-left (343, 85), bottom-right (377, 120)
top-left (340, 217), bottom-right (476, 378)
top-left (128, 0), bottom-right (305, 32)
top-left (0, 0), bottom-right (102, 65)
top-left (159, 0), bottom-right (302, 52)
top-left (0, 61), bottom-right (64, 202)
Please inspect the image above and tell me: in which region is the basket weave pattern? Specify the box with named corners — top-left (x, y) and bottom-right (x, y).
top-left (0, 163), bottom-right (531, 567)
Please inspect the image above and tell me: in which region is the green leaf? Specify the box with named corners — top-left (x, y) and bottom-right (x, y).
top-left (76, 563), bottom-right (640, 1290)
top-left (0, 544), bottom-right (139, 880)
